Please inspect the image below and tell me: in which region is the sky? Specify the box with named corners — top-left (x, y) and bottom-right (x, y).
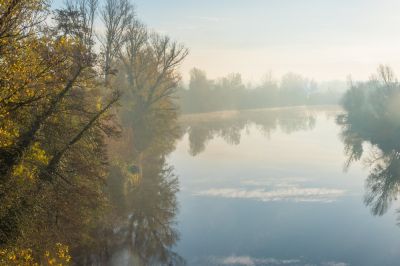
top-left (132, 0), bottom-right (400, 83)
top-left (52, 0), bottom-right (400, 83)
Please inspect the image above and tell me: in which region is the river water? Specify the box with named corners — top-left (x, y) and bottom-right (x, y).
top-left (168, 106), bottom-right (400, 266)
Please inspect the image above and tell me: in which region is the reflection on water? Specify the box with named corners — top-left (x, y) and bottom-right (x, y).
top-left (109, 156), bottom-right (183, 266)
top-left (180, 107), bottom-right (323, 156)
top-left (112, 103), bottom-right (400, 265)
top-left (169, 106), bottom-right (400, 266)
top-left (107, 90), bottom-right (184, 265)
top-left (125, 161), bottom-right (181, 265)
top-left (337, 78), bottom-right (400, 218)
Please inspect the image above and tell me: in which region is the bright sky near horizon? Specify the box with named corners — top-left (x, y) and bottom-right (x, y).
top-left (52, 0), bottom-right (400, 83)
top-left (132, 0), bottom-right (400, 83)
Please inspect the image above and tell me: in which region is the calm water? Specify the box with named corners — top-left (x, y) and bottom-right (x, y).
top-left (168, 106), bottom-right (400, 266)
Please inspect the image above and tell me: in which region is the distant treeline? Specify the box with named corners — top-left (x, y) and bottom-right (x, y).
top-left (178, 68), bottom-right (346, 113)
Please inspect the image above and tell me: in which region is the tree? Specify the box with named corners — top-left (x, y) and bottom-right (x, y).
top-left (101, 11), bottom-right (187, 264)
top-left (100, 0), bottom-right (134, 85)
top-left (337, 66), bottom-right (400, 219)
top-left (0, 0), bottom-right (120, 262)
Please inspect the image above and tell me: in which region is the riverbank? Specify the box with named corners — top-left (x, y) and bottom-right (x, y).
top-left (179, 105), bottom-right (341, 123)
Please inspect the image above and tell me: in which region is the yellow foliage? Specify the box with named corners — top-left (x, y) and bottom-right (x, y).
top-left (0, 118), bottom-right (19, 147)
top-left (129, 172), bottom-right (141, 186)
top-left (11, 142), bottom-right (49, 180)
top-left (0, 243), bottom-right (71, 266)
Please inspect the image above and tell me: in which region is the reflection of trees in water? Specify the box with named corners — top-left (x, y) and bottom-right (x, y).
top-left (122, 157), bottom-right (183, 265)
top-left (182, 107), bottom-right (317, 156)
top-left (364, 149), bottom-right (400, 216)
top-left (106, 96), bottom-right (184, 264)
top-left (107, 124), bottom-right (184, 265)
top-left (337, 66), bottom-right (400, 218)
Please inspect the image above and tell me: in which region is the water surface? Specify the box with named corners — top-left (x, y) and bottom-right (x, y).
top-left (168, 106), bottom-right (400, 266)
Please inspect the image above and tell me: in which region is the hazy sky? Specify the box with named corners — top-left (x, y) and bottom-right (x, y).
top-left (133, 0), bottom-right (400, 83)
top-left (52, 0), bottom-right (400, 82)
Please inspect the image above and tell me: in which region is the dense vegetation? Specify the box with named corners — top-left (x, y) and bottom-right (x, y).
top-left (178, 68), bottom-right (344, 113)
top-left (0, 0), bottom-right (186, 264)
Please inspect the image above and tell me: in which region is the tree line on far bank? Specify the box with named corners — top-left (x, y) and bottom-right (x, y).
top-left (178, 68), bottom-right (346, 113)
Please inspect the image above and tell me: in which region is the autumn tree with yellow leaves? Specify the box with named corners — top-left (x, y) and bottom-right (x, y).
top-left (0, 0), bottom-right (186, 264)
top-left (0, 0), bottom-right (120, 263)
